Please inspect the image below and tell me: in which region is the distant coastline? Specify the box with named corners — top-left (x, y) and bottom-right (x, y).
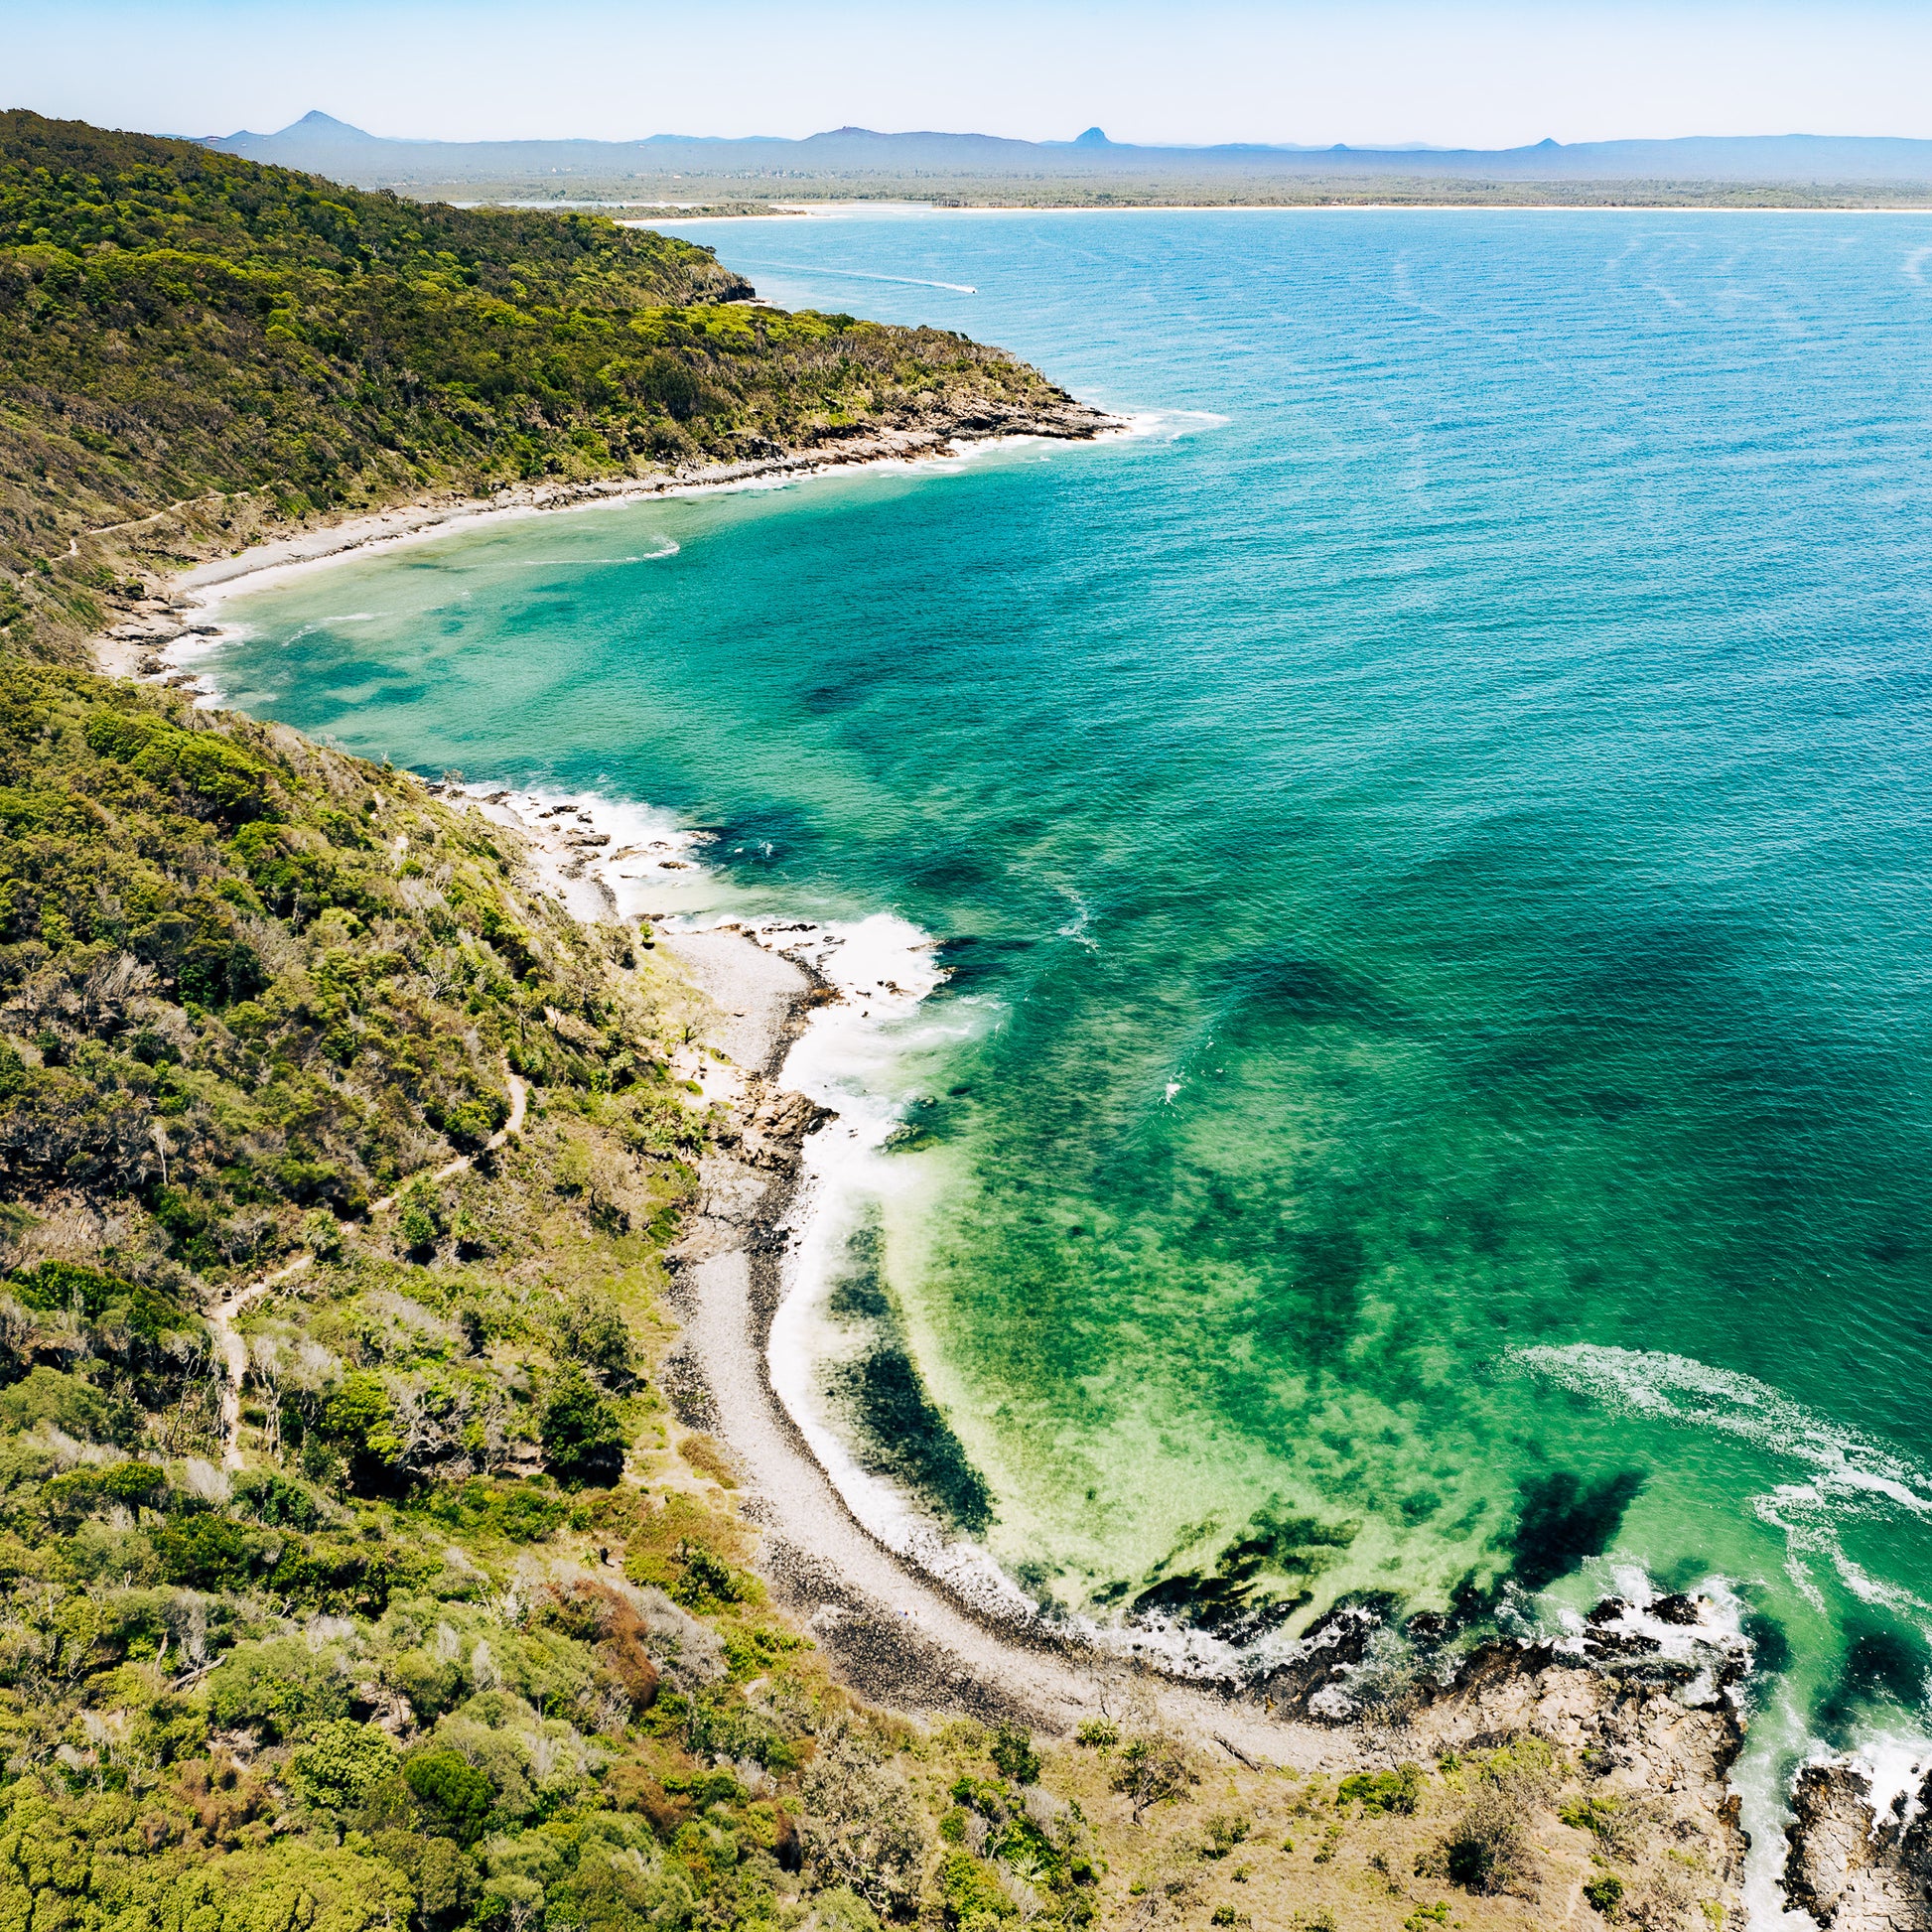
top-left (210, 111), bottom-right (1932, 215)
top-left (652, 199), bottom-right (1932, 218)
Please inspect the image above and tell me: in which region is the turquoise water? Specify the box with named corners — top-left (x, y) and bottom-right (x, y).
top-left (212, 211), bottom-right (1932, 1747)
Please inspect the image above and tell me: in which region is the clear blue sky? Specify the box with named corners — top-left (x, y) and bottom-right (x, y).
top-left (10, 0), bottom-right (1932, 149)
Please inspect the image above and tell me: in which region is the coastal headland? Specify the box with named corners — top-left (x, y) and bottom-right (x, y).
top-left (2, 103), bottom-right (1926, 1932)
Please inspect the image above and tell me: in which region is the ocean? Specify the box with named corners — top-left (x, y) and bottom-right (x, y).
top-left (202, 207), bottom-right (1932, 1827)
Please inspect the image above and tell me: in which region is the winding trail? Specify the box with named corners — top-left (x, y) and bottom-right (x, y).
top-left (208, 1073), bottom-right (527, 1469)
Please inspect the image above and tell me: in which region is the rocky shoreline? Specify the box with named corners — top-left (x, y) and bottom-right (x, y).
top-left (472, 792), bottom-right (1786, 1914)
top-left (1786, 1755), bottom-right (1932, 1929)
top-left (505, 798), bottom-right (1932, 1928)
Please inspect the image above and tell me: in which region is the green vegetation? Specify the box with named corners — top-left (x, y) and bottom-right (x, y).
top-left (0, 112), bottom-right (1095, 661)
top-left (0, 662), bottom-right (695, 1270)
top-left (1585, 1871), bottom-right (1625, 1915)
top-left (0, 113), bottom-right (1125, 1932)
top-left (0, 658), bottom-right (1115, 1932)
top-left (1334, 1765), bottom-right (1424, 1817)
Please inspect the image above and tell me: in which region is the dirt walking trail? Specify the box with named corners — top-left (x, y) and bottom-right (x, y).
top-left (207, 1072), bottom-right (527, 1468)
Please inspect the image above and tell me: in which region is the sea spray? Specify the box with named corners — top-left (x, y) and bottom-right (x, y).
top-left (1511, 1342), bottom-right (1932, 1608)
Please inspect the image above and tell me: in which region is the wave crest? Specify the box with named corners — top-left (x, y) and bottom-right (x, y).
top-left (1512, 1341), bottom-right (1932, 1608)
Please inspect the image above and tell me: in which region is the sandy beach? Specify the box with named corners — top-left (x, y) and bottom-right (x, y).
top-left (351, 801), bottom-right (1773, 1915)
top-left (91, 410), bottom-right (1130, 684)
top-left (407, 777), bottom-right (1350, 1764)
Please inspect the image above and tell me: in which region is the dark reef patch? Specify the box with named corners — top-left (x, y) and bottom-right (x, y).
top-left (1130, 1505), bottom-right (1358, 1640)
top-left (1740, 1610), bottom-right (1791, 1677)
top-left (1210, 949), bottom-right (1403, 1031)
top-left (819, 1223), bottom-right (993, 1538)
top-left (828, 1344), bottom-right (994, 1537)
top-left (1507, 1468), bottom-right (1646, 1591)
top-left (1817, 1624), bottom-right (1929, 1742)
top-left (932, 932), bottom-right (1035, 992)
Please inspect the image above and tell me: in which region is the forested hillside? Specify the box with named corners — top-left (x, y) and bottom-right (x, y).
top-left (0, 125), bottom-right (1123, 1917)
top-left (0, 660), bottom-right (1132, 1932)
top-left (0, 113), bottom-right (1102, 662)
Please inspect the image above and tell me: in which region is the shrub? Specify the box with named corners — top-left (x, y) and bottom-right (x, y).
top-left (556, 1287), bottom-right (633, 1386)
top-left (1203, 1814), bottom-right (1250, 1858)
top-left (799, 1725), bottom-right (929, 1914)
top-left (231, 1470), bottom-right (326, 1529)
top-left (155, 1513), bottom-right (262, 1590)
top-left (10, 1262), bottom-right (193, 1343)
top-left (537, 1364), bottom-right (625, 1487)
top-left (988, 1723), bottom-right (1040, 1786)
top-left (1338, 1763), bottom-right (1426, 1815)
top-left (43, 1459), bottom-right (166, 1520)
top-left (207, 1636), bottom-right (352, 1740)
top-left (404, 1747), bottom-right (496, 1845)
top-left (1440, 1785), bottom-right (1529, 1894)
top-left (1562, 1794), bottom-right (1644, 1858)
top-left (0, 1366), bottom-right (118, 1441)
top-left (1586, 1873), bottom-right (1624, 1916)
top-left (290, 1719), bottom-right (401, 1812)
top-left (397, 1185), bottom-right (442, 1258)
top-left (1110, 1727), bottom-right (1198, 1824)
top-left (321, 1371), bottom-right (404, 1489)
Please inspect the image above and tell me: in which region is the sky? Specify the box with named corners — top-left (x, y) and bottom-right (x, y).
top-left (10, 0), bottom-right (1932, 150)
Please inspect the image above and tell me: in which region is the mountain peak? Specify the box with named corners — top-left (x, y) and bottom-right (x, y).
top-left (283, 111), bottom-right (375, 140)
top-left (1074, 126), bottom-right (1110, 146)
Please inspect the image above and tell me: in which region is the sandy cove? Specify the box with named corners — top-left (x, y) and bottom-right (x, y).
top-left (90, 406), bottom-right (1126, 682)
top-left (424, 787), bottom-right (1232, 1736)
top-left (482, 794), bottom-right (1803, 1932)
top-left (427, 787), bottom-right (1763, 1888)
top-left (84, 471), bottom-right (1871, 1925)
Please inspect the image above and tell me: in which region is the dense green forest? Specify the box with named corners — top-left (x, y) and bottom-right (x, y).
top-left (0, 661), bottom-right (1127, 1932)
top-left (0, 112), bottom-right (1097, 662)
top-left (0, 114), bottom-right (1127, 1932)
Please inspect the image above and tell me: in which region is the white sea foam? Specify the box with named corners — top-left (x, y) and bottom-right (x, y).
top-left (1512, 1341), bottom-right (1932, 1610)
top-left (1732, 1689), bottom-right (1836, 1932)
top-left (139, 622), bottom-right (252, 710)
top-left (500, 546), bottom-right (678, 566)
top-left (1552, 1564), bottom-right (1748, 1661)
top-left (759, 916), bottom-right (1039, 1624)
top-left (1850, 1733), bottom-right (1932, 1830)
top-left (1119, 408), bottom-right (1230, 440)
top-left (1053, 886), bottom-right (1097, 949)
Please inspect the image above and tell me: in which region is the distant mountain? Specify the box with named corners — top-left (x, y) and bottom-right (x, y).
top-left (206, 114), bottom-right (1932, 185)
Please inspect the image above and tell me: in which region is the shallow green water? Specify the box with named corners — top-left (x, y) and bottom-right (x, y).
top-left (209, 211), bottom-right (1932, 1756)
